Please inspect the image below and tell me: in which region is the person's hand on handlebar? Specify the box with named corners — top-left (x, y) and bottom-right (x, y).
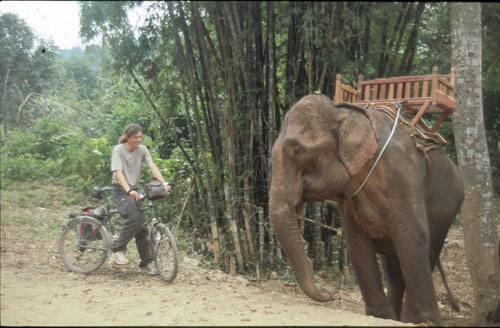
top-left (163, 183), bottom-right (171, 196)
top-left (129, 189), bottom-right (140, 201)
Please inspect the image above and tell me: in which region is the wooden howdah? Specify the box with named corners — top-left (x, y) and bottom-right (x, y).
top-left (333, 67), bottom-right (456, 132)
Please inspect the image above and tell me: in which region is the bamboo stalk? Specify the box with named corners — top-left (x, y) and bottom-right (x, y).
top-left (331, 235), bottom-right (339, 273)
top-left (230, 216), bottom-right (244, 270)
top-left (258, 207), bottom-right (264, 262)
top-left (257, 207), bottom-right (266, 278)
top-left (313, 204), bottom-right (322, 270)
top-left (230, 255), bottom-right (236, 275)
top-left (240, 228), bottom-right (248, 260)
top-left (242, 181), bottom-right (256, 259)
top-left (224, 250), bottom-right (230, 273)
top-left (211, 220), bottom-right (221, 264)
top-left (300, 217), bottom-right (341, 233)
top-left (276, 238), bottom-right (282, 273)
top-left (174, 177), bottom-right (195, 233)
top-left (342, 237), bottom-right (350, 282)
top-left (269, 218), bottom-right (275, 268)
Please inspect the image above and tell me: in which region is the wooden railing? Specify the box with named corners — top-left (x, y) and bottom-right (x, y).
top-left (333, 67), bottom-right (456, 131)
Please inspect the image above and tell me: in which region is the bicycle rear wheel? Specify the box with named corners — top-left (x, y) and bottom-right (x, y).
top-left (153, 226), bottom-right (179, 282)
top-left (59, 216), bottom-right (110, 274)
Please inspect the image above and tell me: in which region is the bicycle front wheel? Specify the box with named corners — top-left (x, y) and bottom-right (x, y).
top-left (59, 216), bottom-right (111, 274)
top-left (154, 225), bottom-right (179, 282)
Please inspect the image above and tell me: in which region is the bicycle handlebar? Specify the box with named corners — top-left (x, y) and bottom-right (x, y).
top-left (93, 186), bottom-right (114, 194)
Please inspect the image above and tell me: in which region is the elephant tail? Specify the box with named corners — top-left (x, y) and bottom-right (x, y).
top-left (437, 257), bottom-right (460, 312)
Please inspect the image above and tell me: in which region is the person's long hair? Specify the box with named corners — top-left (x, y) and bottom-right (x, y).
top-left (118, 124), bottom-right (142, 144)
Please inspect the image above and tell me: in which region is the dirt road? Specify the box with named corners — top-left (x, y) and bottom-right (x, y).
top-left (1, 257), bottom-right (412, 326)
top-left (0, 183), bottom-right (476, 326)
top-left (1, 245), bottom-right (414, 326)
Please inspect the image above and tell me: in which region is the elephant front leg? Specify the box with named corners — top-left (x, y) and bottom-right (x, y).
top-left (342, 216), bottom-right (396, 320)
top-left (382, 254), bottom-right (405, 320)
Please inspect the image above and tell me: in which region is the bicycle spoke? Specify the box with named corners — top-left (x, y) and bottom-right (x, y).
top-left (59, 217), bottom-right (110, 274)
top-left (154, 226), bottom-right (178, 282)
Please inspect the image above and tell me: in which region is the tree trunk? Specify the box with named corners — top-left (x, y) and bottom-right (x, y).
top-left (388, 2), bottom-right (413, 77)
top-left (284, 1), bottom-right (297, 110)
top-left (317, 3), bottom-right (335, 93)
top-left (376, 18), bottom-right (389, 78)
top-left (1, 57), bottom-right (11, 141)
top-left (381, 3), bottom-right (407, 77)
top-left (397, 1), bottom-right (425, 76)
top-left (404, 1), bottom-right (425, 75)
top-left (267, 1), bottom-right (277, 189)
top-left (190, 2), bottom-right (227, 218)
top-left (451, 3), bottom-right (500, 325)
top-left (170, 2), bottom-right (222, 263)
top-left (306, 2), bottom-right (313, 94)
top-left (361, 3), bottom-right (371, 61)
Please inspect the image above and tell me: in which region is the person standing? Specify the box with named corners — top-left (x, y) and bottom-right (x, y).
top-left (109, 123), bottom-right (171, 274)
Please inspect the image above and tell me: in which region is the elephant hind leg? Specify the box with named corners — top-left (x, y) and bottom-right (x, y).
top-left (382, 254), bottom-right (405, 320)
top-left (437, 258), bottom-right (460, 311)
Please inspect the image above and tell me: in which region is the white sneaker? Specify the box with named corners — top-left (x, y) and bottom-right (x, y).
top-left (110, 251), bottom-right (130, 265)
top-left (142, 262), bottom-right (158, 275)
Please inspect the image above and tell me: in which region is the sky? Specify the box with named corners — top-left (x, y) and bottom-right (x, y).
top-left (0, 1), bottom-right (147, 50)
top-left (0, 1), bottom-right (83, 49)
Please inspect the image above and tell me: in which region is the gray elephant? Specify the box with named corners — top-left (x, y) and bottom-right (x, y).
top-left (269, 94), bottom-right (464, 325)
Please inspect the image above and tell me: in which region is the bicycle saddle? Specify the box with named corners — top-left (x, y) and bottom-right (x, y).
top-left (91, 186), bottom-right (113, 200)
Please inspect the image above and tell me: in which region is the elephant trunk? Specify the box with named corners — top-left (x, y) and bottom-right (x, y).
top-left (270, 202), bottom-right (333, 302)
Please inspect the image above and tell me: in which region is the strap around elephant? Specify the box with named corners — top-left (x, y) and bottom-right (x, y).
top-left (351, 101), bottom-right (403, 197)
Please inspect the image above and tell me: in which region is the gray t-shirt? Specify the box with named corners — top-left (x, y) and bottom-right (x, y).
top-left (111, 143), bottom-right (152, 186)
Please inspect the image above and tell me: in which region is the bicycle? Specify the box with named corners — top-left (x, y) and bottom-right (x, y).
top-left (59, 186), bottom-right (179, 282)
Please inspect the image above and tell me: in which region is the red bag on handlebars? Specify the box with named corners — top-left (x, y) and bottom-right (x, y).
top-left (145, 180), bottom-right (167, 200)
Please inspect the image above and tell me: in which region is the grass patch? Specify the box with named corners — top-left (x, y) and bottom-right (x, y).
top-left (3, 213), bottom-right (32, 226)
top-left (1, 180), bottom-right (86, 242)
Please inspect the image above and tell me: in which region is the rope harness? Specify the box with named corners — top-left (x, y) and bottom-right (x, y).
top-left (351, 102), bottom-right (444, 197)
top-left (351, 102), bottom-right (402, 196)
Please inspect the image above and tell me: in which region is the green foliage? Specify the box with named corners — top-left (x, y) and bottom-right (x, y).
top-left (1, 119), bottom-right (111, 192)
top-left (61, 52), bottom-right (100, 100)
top-left (482, 3), bottom-right (500, 193)
top-left (414, 3), bottom-right (451, 74)
top-left (59, 135), bottom-right (112, 191)
top-left (1, 13), bottom-right (36, 130)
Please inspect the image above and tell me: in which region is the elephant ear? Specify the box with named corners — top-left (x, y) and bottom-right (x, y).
top-left (337, 106), bottom-right (378, 176)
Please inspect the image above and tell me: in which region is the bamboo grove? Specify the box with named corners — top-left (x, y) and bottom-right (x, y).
top-left (76, 2), bottom-right (500, 278)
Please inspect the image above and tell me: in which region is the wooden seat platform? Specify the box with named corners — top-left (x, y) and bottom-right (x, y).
top-left (333, 67), bottom-right (456, 133)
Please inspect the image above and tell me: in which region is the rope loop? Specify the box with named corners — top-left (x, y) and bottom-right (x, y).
top-left (351, 101), bottom-right (404, 197)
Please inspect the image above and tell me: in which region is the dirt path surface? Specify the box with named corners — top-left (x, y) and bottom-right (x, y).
top-left (0, 183), bottom-right (479, 326)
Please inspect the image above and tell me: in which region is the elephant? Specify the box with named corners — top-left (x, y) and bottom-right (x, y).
top-left (269, 94), bottom-right (464, 325)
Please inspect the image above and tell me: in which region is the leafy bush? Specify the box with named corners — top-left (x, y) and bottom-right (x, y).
top-left (1, 153), bottom-right (45, 182)
top-left (58, 135), bottom-right (112, 191)
top-left (1, 119), bottom-right (111, 192)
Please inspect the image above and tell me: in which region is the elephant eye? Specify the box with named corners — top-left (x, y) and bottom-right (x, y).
top-left (283, 138), bottom-right (305, 159)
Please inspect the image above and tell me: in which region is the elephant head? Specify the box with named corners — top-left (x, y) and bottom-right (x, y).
top-left (269, 94), bottom-right (378, 302)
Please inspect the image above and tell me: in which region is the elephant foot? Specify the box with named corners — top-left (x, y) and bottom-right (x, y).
top-left (307, 289), bottom-right (334, 302)
top-left (365, 304), bottom-right (397, 321)
top-left (401, 309), bottom-right (442, 326)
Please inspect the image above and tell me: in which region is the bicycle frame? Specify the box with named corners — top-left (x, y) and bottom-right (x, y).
top-left (91, 187), bottom-right (160, 245)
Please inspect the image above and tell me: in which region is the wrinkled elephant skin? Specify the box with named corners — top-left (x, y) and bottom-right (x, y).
top-left (269, 94), bottom-right (464, 325)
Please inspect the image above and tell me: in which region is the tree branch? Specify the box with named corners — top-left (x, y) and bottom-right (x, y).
top-left (130, 69), bottom-right (195, 168)
top-left (16, 92), bottom-right (99, 124)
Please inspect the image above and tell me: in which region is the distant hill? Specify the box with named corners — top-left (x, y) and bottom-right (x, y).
top-left (57, 45), bottom-right (101, 72)
top-left (59, 47), bottom-right (83, 60)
